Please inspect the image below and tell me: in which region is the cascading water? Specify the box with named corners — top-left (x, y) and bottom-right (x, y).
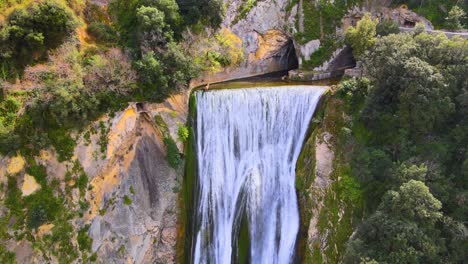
top-left (192, 86), bottom-right (326, 264)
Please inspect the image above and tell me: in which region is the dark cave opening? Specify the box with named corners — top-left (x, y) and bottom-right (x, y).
top-left (284, 38), bottom-right (299, 70)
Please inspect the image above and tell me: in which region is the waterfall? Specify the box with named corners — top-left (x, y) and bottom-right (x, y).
top-left (192, 86), bottom-right (326, 264)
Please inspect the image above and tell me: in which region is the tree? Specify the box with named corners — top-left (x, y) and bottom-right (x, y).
top-left (176, 0), bottom-right (224, 28)
top-left (84, 48), bottom-right (137, 95)
top-left (137, 6), bottom-right (172, 50)
top-left (345, 181), bottom-right (443, 263)
top-left (398, 57), bottom-right (454, 138)
top-left (445, 5), bottom-right (466, 30)
top-left (0, 1), bottom-right (78, 77)
top-left (151, 0), bottom-right (181, 27)
top-left (345, 13), bottom-right (378, 60)
top-left (392, 163), bottom-right (427, 186)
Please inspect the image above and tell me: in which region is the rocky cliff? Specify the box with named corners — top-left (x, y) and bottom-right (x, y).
top-left (191, 0), bottom-right (299, 86)
top-left (80, 96), bottom-right (189, 263)
top-left (0, 94), bottom-right (189, 263)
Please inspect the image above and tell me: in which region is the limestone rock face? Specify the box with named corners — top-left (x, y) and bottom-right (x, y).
top-left (89, 133), bottom-right (179, 264)
top-left (307, 132), bottom-right (334, 258)
top-left (225, 0), bottom-right (296, 55)
top-left (81, 97), bottom-right (187, 264)
top-left (191, 0), bottom-right (298, 86)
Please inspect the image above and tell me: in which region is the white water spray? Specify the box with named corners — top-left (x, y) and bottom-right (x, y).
top-left (193, 86), bottom-right (325, 264)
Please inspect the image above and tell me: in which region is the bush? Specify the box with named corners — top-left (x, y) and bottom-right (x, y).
top-left (0, 0), bottom-right (79, 77)
top-left (177, 0), bottom-right (224, 28)
top-left (25, 189), bottom-right (63, 229)
top-left (0, 245), bottom-right (15, 264)
top-left (177, 125), bottom-right (189, 142)
top-left (26, 164), bottom-right (48, 187)
top-left (445, 5), bottom-right (466, 30)
top-left (123, 195), bottom-right (132, 205)
top-left (77, 225), bottom-right (92, 252)
top-left (376, 19), bottom-right (400, 36)
top-left (345, 13), bottom-right (378, 60)
top-left (0, 95), bottom-right (21, 136)
top-left (86, 22), bottom-right (119, 43)
top-left (135, 44), bottom-right (197, 100)
top-left (84, 49), bottom-right (137, 95)
top-left (163, 136), bottom-right (181, 169)
top-left (5, 176), bottom-right (23, 217)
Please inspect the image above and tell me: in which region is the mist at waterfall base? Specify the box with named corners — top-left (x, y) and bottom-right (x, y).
top-left (192, 86), bottom-right (325, 264)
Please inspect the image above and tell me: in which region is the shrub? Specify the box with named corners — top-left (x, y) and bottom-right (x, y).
top-left (177, 125), bottom-right (189, 142)
top-left (376, 19), bottom-right (400, 36)
top-left (0, 245), bottom-right (15, 264)
top-left (123, 195), bottom-right (132, 205)
top-left (0, 1), bottom-right (79, 77)
top-left (345, 13), bottom-right (378, 60)
top-left (84, 49), bottom-right (137, 95)
top-left (26, 164), bottom-right (48, 187)
top-left (0, 95), bottom-right (21, 136)
top-left (445, 5), bottom-right (466, 30)
top-left (5, 176), bottom-right (23, 217)
top-left (177, 0), bottom-right (224, 28)
top-left (77, 225), bottom-right (92, 252)
top-left (163, 136), bottom-right (181, 169)
top-left (25, 189), bottom-right (63, 229)
top-left (86, 22), bottom-right (119, 43)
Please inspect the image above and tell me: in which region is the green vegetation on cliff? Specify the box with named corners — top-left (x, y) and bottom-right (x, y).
top-left (0, 0), bottom-right (225, 158)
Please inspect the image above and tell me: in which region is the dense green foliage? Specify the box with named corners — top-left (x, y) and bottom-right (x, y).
top-left (0, 0), bottom-right (78, 78)
top-left (164, 136), bottom-right (182, 169)
top-left (375, 19), bottom-right (400, 36)
top-left (176, 0), bottom-right (224, 28)
top-left (0, 0), bottom-right (225, 158)
top-left (108, 0), bottom-right (204, 100)
top-left (345, 13), bottom-right (378, 60)
top-left (342, 20), bottom-right (468, 263)
top-left (177, 124), bottom-right (189, 142)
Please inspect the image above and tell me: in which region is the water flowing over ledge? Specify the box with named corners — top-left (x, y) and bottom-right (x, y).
top-left (192, 86), bottom-right (326, 264)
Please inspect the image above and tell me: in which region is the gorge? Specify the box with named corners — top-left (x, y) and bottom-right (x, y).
top-left (0, 0), bottom-right (466, 263)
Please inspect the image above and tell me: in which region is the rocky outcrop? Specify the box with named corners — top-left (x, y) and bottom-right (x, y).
top-left (296, 92), bottom-right (362, 263)
top-left (191, 0), bottom-right (299, 86)
top-left (342, 5), bottom-right (434, 31)
top-left (0, 91), bottom-right (188, 263)
top-left (79, 95), bottom-right (188, 264)
top-left (306, 132), bottom-right (335, 260)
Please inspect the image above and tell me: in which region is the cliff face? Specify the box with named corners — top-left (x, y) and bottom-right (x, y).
top-left (191, 0), bottom-right (299, 86)
top-left (0, 94), bottom-right (188, 263)
top-left (298, 88), bottom-right (369, 263)
top-left (79, 96), bottom-right (188, 263)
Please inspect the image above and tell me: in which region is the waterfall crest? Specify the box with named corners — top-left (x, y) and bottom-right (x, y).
top-left (193, 86), bottom-right (325, 264)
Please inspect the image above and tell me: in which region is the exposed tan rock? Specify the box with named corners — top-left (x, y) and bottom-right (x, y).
top-left (37, 224), bottom-right (55, 238)
top-left (7, 155), bottom-right (25, 175)
top-left (255, 29), bottom-right (290, 60)
top-left (21, 174), bottom-right (41, 196)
